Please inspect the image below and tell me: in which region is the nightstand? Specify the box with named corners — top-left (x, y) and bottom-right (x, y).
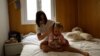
top-left (4, 43), bottom-right (23, 56)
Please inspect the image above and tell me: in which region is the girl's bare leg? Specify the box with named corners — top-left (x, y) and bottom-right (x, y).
top-left (40, 41), bottom-right (52, 53)
top-left (65, 46), bottom-right (89, 56)
top-left (40, 44), bottom-right (52, 52)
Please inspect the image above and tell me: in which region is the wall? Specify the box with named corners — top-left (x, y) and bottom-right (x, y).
top-left (0, 0), bottom-right (9, 56)
top-left (8, 0), bottom-right (35, 34)
top-left (78, 0), bottom-right (100, 38)
top-left (56, 0), bottom-right (77, 31)
top-left (8, 0), bottom-right (77, 34)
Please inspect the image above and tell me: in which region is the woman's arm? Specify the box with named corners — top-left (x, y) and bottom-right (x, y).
top-left (37, 24), bottom-right (52, 40)
top-left (37, 30), bottom-right (51, 40)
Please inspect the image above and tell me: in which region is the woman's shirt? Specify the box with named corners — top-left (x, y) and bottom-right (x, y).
top-left (36, 20), bottom-right (54, 34)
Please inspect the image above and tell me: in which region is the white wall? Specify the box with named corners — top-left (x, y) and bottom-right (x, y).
top-left (0, 0), bottom-right (9, 56)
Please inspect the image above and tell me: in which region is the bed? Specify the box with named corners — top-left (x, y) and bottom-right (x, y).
top-left (20, 33), bottom-right (100, 56)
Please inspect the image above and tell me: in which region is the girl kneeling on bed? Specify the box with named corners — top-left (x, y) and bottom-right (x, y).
top-left (40, 23), bottom-right (89, 56)
top-left (40, 23), bottom-right (65, 52)
top-left (48, 22), bottom-right (68, 50)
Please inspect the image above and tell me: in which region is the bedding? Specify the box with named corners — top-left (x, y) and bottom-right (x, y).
top-left (20, 34), bottom-right (100, 56)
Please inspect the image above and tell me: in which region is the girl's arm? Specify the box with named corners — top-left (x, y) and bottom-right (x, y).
top-left (48, 33), bottom-right (53, 43)
top-left (59, 34), bottom-right (66, 44)
top-left (48, 34), bottom-right (54, 47)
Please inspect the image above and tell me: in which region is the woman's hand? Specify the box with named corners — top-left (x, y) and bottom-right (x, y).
top-left (45, 30), bottom-right (51, 35)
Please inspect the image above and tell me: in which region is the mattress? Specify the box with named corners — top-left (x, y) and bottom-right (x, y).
top-left (20, 34), bottom-right (100, 56)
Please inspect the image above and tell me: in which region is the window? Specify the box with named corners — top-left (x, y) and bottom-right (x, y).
top-left (20, 0), bottom-right (56, 24)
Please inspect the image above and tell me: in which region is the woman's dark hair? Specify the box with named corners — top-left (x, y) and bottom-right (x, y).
top-left (36, 11), bottom-right (47, 27)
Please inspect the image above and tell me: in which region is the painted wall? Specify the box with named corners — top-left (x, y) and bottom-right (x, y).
top-left (78, 0), bottom-right (100, 38)
top-left (0, 0), bottom-right (9, 56)
top-left (8, 0), bottom-right (100, 38)
top-left (56, 0), bottom-right (77, 31)
top-left (8, 0), bottom-right (35, 34)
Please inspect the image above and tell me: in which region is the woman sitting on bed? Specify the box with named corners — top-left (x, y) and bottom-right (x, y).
top-left (36, 11), bottom-right (89, 56)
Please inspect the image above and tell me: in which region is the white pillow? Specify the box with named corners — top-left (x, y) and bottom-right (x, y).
top-left (21, 35), bottom-right (40, 45)
top-left (65, 31), bottom-right (83, 41)
top-left (72, 27), bottom-right (83, 32)
top-left (80, 33), bottom-right (93, 40)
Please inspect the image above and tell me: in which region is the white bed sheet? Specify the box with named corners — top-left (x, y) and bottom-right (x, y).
top-left (21, 34), bottom-right (100, 56)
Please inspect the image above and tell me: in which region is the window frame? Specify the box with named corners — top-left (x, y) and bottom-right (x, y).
top-left (20, 0), bottom-right (56, 25)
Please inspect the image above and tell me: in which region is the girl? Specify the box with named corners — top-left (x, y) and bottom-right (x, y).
top-left (48, 23), bottom-right (69, 51)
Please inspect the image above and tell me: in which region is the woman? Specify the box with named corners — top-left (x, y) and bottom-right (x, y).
top-left (36, 11), bottom-right (54, 40)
